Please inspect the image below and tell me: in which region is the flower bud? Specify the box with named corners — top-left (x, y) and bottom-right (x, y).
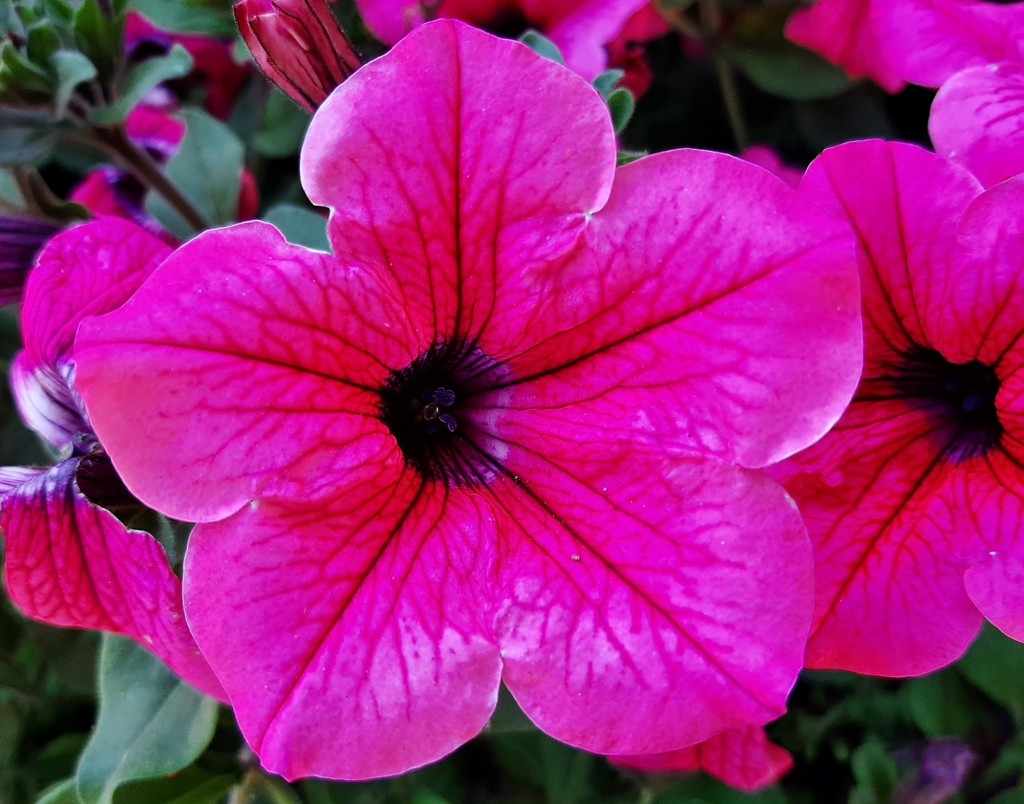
top-left (0, 216), bottom-right (59, 306)
top-left (234, 0), bottom-right (361, 112)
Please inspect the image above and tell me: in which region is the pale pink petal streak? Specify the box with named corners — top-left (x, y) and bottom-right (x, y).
top-left (931, 64), bottom-right (1024, 188)
top-left (75, 222), bottom-right (418, 522)
top-left (484, 441), bottom-right (813, 755)
top-left (301, 20), bottom-right (616, 352)
top-left (0, 460), bottom-right (224, 698)
top-left (486, 150), bottom-right (862, 469)
top-left (183, 465), bottom-right (501, 780)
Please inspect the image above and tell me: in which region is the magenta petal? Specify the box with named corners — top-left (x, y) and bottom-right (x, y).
top-left (24, 218), bottom-right (171, 369)
top-left (0, 459), bottom-right (224, 698)
top-left (75, 221), bottom-right (416, 522)
top-left (785, 0), bottom-right (905, 92)
top-left (611, 725), bottom-right (794, 793)
top-left (540, 0), bottom-right (650, 80)
top-left (488, 446), bottom-right (813, 755)
top-left (873, 0), bottom-right (1024, 88)
top-left (301, 20), bottom-right (616, 348)
top-left (490, 150), bottom-right (862, 468)
top-left (931, 63), bottom-right (1024, 188)
top-left (183, 467), bottom-right (500, 780)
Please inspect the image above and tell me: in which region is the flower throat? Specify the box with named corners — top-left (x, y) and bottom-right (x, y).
top-left (379, 339), bottom-right (505, 487)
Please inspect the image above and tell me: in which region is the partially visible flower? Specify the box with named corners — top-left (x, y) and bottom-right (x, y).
top-left (611, 725), bottom-right (793, 793)
top-left (126, 11), bottom-right (251, 120)
top-left (0, 218), bottom-right (224, 700)
top-left (779, 140), bottom-right (1024, 675)
top-left (785, 0), bottom-right (905, 93)
top-left (741, 146), bottom-right (802, 188)
top-left (75, 21), bottom-right (862, 780)
top-left (71, 106), bottom-right (259, 242)
top-left (0, 216), bottom-right (59, 306)
top-left (235, 0), bottom-right (361, 112)
top-left (930, 62), bottom-right (1024, 187)
top-left (604, 3), bottom-right (670, 98)
top-left (356, 0), bottom-right (649, 80)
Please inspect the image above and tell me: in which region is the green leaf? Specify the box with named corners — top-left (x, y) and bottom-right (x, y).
top-left (72, 0), bottom-right (123, 80)
top-left (518, 31), bottom-right (564, 66)
top-left (902, 669), bottom-right (989, 738)
top-left (74, 635), bottom-right (218, 804)
top-left (36, 778), bottom-right (81, 804)
top-left (234, 771), bottom-right (302, 804)
top-left (89, 44), bottom-right (193, 125)
top-left (592, 69), bottom-right (624, 100)
top-left (49, 50), bottom-right (96, 116)
top-left (130, 0), bottom-right (236, 37)
top-left (959, 624), bottom-right (1024, 721)
top-left (145, 107), bottom-right (243, 238)
top-left (608, 88), bottom-right (635, 135)
top-left (112, 768), bottom-right (236, 804)
top-left (264, 205), bottom-right (330, 252)
top-left (254, 89), bottom-right (310, 158)
top-left (0, 108), bottom-right (71, 165)
top-left (1, 41), bottom-right (54, 94)
top-left (850, 741), bottom-right (898, 804)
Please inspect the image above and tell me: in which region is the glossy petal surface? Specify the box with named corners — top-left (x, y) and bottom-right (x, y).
top-left (0, 459), bottom-right (223, 699)
top-left (931, 63), bottom-right (1024, 188)
top-left (486, 151), bottom-right (861, 469)
top-left (785, 141), bottom-right (1024, 674)
top-left (302, 21), bottom-right (615, 352)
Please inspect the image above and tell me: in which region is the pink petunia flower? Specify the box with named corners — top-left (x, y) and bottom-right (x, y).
top-left (74, 21), bottom-right (862, 779)
top-left (740, 146), bottom-right (803, 189)
top-left (611, 725), bottom-right (793, 792)
top-left (785, 0), bottom-right (906, 93)
top-left (355, 0), bottom-right (649, 80)
top-left (779, 139), bottom-right (1024, 676)
top-left (0, 218), bottom-right (224, 700)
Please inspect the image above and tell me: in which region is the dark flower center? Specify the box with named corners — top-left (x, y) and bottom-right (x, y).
top-left (892, 346), bottom-right (1002, 463)
top-left (380, 340), bottom-right (507, 487)
top-left (484, 10), bottom-right (532, 38)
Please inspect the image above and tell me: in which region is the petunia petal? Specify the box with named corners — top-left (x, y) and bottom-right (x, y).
top-left (0, 459), bottom-right (224, 699)
top-left (536, 0), bottom-right (650, 81)
top-left (75, 221), bottom-right (415, 523)
top-left (301, 20), bottom-right (616, 350)
top-left (24, 218), bottom-right (171, 369)
top-left (479, 439), bottom-right (813, 755)
top-left (785, 0), bottom-right (904, 92)
top-left (10, 353), bottom-right (87, 453)
top-left (610, 725), bottom-right (793, 793)
top-left (183, 461), bottom-right (501, 780)
top-left (480, 150), bottom-right (862, 469)
top-left (931, 63), bottom-right (1024, 188)
top-left (798, 140), bottom-right (982, 369)
top-left (872, 0), bottom-right (1024, 88)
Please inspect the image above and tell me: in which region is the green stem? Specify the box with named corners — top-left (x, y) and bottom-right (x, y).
top-left (699, 0), bottom-right (749, 152)
top-left (87, 126), bottom-right (210, 232)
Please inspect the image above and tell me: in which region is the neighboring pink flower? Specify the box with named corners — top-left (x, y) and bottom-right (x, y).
top-left (741, 146), bottom-right (803, 188)
top-left (779, 139), bottom-right (1024, 676)
top-left (872, 0), bottom-right (1024, 89)
top-left (0, 219), bottom-right (224, 700)
top-left (605, 3), bottom-right (670, 98)
top-left (356, 0), bottom-right (649, 80)
top-left (235, 0), bottom-right (361, 112)
top-left (785, 0), bottom-right (906, 93)
top-left (74, 21), bottom-right (862, 780)
top-left (126, 11), bottom-right (251, 120)
top-left (930, 62), bottom-right (1024, 187)
top-left (611, 725), bottom-right (793, 793)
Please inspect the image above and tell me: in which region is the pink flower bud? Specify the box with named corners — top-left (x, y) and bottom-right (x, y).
top-left (235, 0), bottom-right (361, 111)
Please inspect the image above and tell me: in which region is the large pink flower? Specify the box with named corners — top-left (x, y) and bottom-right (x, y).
top-left (780, 139), bottom-right (1024, 676)
top-left (355, 0), bottom-right (648, 80)
top-left (75, 21), bottom-right (862, 780)
top-left (0, 218), bottom-right (223, 700)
